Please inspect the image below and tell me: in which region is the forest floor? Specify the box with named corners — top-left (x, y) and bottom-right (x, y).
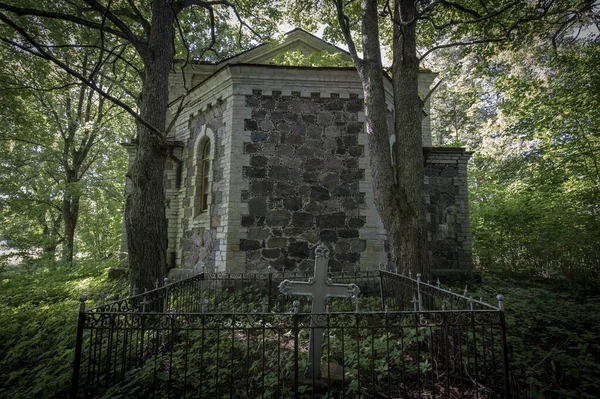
top-left (0, 258), bottom-right (598, 398)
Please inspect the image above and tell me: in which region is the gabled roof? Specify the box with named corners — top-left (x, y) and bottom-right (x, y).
top-left (193, 28), bottom-right (352, 67)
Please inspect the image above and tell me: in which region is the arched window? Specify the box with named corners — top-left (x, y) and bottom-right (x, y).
top-left (194, 138), bottom-right (211, 217)
top-left (391, 141), bottom-right (398, 184)
top-left (200, 139), bottom-right (211, 211)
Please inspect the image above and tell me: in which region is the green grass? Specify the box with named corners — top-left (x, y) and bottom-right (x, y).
top-left (0, 258), bottom-right (128, 398)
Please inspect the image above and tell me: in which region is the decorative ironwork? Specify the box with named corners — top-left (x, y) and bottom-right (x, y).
top-left (72, 256), bottom-right (512, 399)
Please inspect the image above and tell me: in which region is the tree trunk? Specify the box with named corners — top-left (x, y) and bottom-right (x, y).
top-left (62, 174), bottom-right (80, 264)
top-left (340, 0), bottom-right (428, 276)
top-left (125, 0), bottom-right (172, 293)
top-left (356, 0), bottom-right (405, 268)
top-left (391, 0), bottom-right (428, 276)
top-left (40, 213), bottom-right (61, 257)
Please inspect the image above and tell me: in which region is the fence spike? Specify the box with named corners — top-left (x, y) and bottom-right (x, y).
top-left (384, 304), bottom-right (389, 313)
top-left (155, 279), bottom-right (159, 289)
top-left (355, 297), bottom-right (360, 313)
top-left (164, 277), bottom-right (169, 286)
top-left (140, 290), bottom-right (149, 313)
top-left (469, 296), bottom-right (474, 310)
top-left (437, 278), bottom-right (441, 288)
top-left (78, 295), bottom-right (88, 313)
top-left (132, 285), bottom-right (136, 297)
top-left (408, 270), bottom-right (412, 279)
top-left (496, 294), bottom-right (505, 311)
top-left (293, 300), bottom-right (300, 314)
top-left (464, 285), bottom-right (468, 296)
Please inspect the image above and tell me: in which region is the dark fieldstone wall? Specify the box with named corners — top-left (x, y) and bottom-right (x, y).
top-left (180, 104), bottom-right (226, 271)
top-left (241, 90), bottom-right (367, 272)
top-left (424, 147), bottom-right (473, 278)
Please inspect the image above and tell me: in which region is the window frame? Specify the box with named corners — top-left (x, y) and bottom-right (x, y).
top-left (192, 125), bottom-right (215, 222)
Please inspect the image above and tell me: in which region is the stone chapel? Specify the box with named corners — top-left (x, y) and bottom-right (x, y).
top-left (121, 29), bottom-right (474, 279)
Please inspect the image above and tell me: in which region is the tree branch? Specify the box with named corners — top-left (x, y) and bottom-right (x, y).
top-left (436, 1), bottom-right (482, 18)
top-left (0, 2), bottom-right (128, 40)
top-left (177, 0), bottom-right (263, 41)
top-left (423, 76), bottom-right (445, 104)
top-left (419, 1), bottom-right (519, 30)
top-left (419, 4), bottom-right (553, 62)
top-left (0, 13), bottom-right (161, 138)
top-left (124, 0), bottom-right (151, 35)
top-left (419, 37), bottom-right (506, 61)
top-left (80, 0), bottom-right (147, 54)
top-left (7, 42), bottom-right (143, 76)
top-left (333, 0), bottom-right (363, 68)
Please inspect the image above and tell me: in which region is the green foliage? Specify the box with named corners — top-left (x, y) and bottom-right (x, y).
top-left (0, 258), bottom-right (128, 398)
top-left (0, 44), bottom-right (131, 262)
top-left (75, 147), bottom-right (127, 260)
top-left (466, 36), bottom-right (600, 282)
top-left (471, 277), bottom-right (600, 398)
top-left (429, 30), bottom-right (600, 282)
top-left (175, 1), bottom-right (281, 61)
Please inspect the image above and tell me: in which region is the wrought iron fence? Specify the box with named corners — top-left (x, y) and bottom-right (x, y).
top-left (72, 270), bottom-right (512, 398)
top-left (380, 270), bottom-right (501, 312)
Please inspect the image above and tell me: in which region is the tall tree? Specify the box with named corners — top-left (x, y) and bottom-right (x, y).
top-left (0, 46), bottom-right (132, 263)
top-left (0, 1), bottom-right (278, 290)
top-left (287, 0), bottom-right (595, 275)
top-left (468, 35), bottom-right (600, 279)
top-left (335, 0), bottom-right (426, 274)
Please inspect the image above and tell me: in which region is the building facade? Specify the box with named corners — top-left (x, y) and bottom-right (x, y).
top-left (121, 29), bottom-right (474, 279)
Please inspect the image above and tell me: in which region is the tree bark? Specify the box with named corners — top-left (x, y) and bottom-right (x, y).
top-left (62, 170), bottom-right (80, 264)
top-left (40, 213), bottom-right (61, 257)
top-left (356, 0), bottom-right (403, 267)
top-left (125, 0), bottom-right (172, 292)
top-left (337, 0), bottom-right (428, 276)
top-left (391, 0), bottom-right (428, 276)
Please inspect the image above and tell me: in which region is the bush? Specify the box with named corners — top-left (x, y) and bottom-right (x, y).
top-left (0, 258), bottom-right (128, 398)
top-left (470, 277), bottom-right (600, 398)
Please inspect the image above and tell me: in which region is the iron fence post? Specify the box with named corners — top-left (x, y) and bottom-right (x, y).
top-left (292, 300), bottom-right (300, 399)
top-left (268, 268), bottom-right (272, 312)
top-left (163, 277), bottom-right (169, 313)
top-left (71, 295), bottom-right (87, 399)
top-left (378, 268), bottom-right (385, 311)
top-left (497, 295), bottom-right (512, 399)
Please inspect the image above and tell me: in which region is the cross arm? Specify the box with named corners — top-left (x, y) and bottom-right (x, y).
top-left (325, 282), bottom-right (360, 299)
top-left (279, 280), bottom-right (315, 296)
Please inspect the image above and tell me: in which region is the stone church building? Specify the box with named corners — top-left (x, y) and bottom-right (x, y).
top-left (121, 29), bottom-right (473, 279)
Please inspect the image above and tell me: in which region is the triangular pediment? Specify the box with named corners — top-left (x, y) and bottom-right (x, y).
top-left (219, 28), bottom-right (352, 66)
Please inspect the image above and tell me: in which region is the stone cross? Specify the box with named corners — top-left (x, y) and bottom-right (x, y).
top-left (279, 243), bottom-right (360, 379)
